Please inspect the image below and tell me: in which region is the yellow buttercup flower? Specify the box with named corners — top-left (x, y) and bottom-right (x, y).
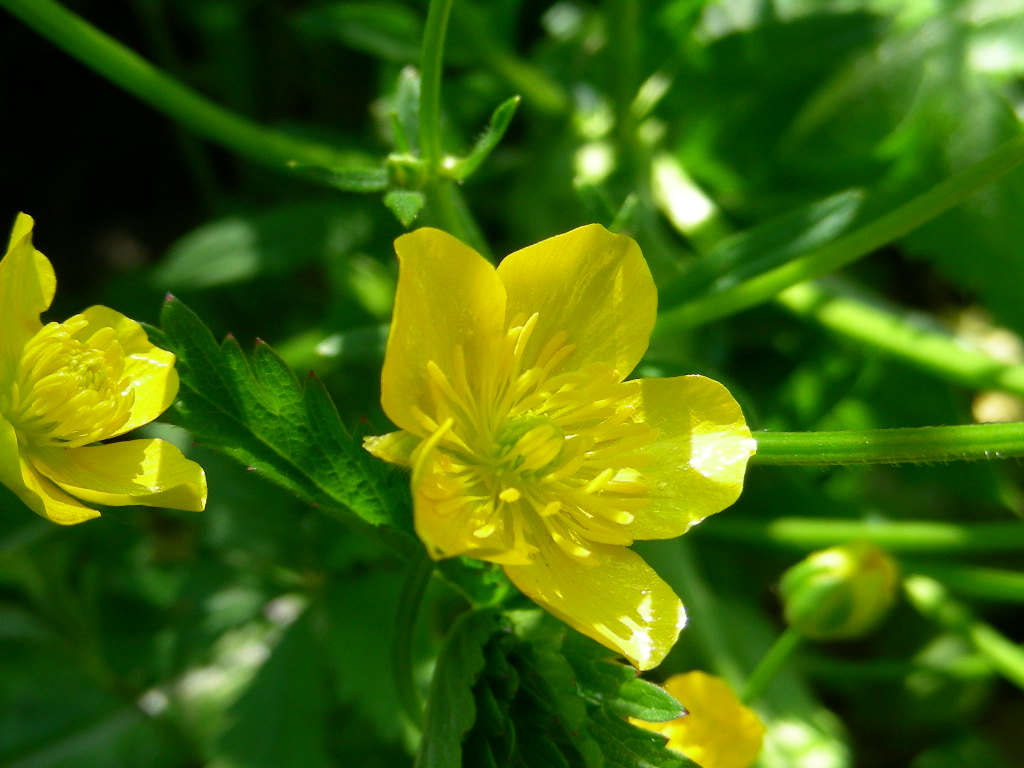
top-left (0, 213), bottom-right (206, 524)
top-left (365, 225), bottom-right (754, 669)
top-left (633, 671), bottom-right (765, 768)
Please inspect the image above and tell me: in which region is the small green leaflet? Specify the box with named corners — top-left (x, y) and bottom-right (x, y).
top-left (155, 296), bottom-right (413, 540)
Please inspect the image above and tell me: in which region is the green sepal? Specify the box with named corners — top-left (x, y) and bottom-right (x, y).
top-left (385, 189), bottom-right (427, 227)
top-left (447, 95), bottom-right (521, 181)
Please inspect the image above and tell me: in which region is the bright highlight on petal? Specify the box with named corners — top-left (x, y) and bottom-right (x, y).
top-left (367, 225), bottom-right (755, 668)
top-left (632, 671), bottom-right (766, 768)
top-left (0, 214), bottom-right (206, 524)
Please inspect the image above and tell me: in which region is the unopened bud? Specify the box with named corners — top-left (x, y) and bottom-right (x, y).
top-left (780, 541), bottom-right (899, 640)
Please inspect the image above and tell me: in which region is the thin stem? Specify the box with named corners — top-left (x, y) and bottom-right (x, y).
top-left (393, 554), bottom-right (435, 730)
top-left (419, 0), bottom-right (454, 175)
top-left (656, 132), bottom-right (1024, 330)
top-left (742, 626), bottom-right (803, 704)
top-left (1, 0), bottom-right (355, 172)
top-left (904, 562), bottom-right (1024, 603)
top-left (700, 518), bottom-right (1024, 554)
top-left (904, 575), bottom-right (1024, 691)
top-left (752, 423), bottom-right (1024, 466)
top-left (777, 279), bottom-right (1024, 398)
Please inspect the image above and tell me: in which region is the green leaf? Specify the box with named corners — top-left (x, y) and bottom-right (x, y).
top-left (448, 96), bottom-right (522, 181)
top-left (209, 612), bottom-right (331, 768)
top-left (291, 164), bottom-right (390, 193)
top-left (158, 296), bottom-right (412, 538)
top-left (658, 188), bottom-right (864, 311)
top-left (152, 201), bottom-right (374, 289)
top-left (416, 609), bottom-right (500, 768)
top-left (384, 189), bottom-right (427, 227)
top-left (587, 709), bottom-right (694, 768)
top-left (295, 2), bottom-right (422, 63)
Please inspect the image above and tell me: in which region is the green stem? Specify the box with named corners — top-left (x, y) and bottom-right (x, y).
top-left (752, 422), bottom-right (1024, 466)
top-left (742, 626), bottom-right (803, 704)
top-left (419, 0), bottom-right (453, 175)
top-left (393, 554), bottom-right (435, 730)
top-left (904, 575), bottom-right (1024, 691)
top-left (778, 279), bottom-right (1024, 397)
top-left (657, 132), bottom-right (1024, 330)
top-left (452, 3), bottom-right (569, 116)
top-left (1, 0), bottom-right (354, 172)
top-left (701, 518), bottom-right (1024, 554)
top-left (905, 562), bottom-right (1024, 603)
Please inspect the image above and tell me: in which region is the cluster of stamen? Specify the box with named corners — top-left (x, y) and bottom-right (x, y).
top-left (3, 315), bottom-right (134, 447)
top-left (415, 312), bottom-right (654, 563)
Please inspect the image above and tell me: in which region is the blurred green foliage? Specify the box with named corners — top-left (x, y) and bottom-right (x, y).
top-left (2, 0), bottom-right (1024, 766)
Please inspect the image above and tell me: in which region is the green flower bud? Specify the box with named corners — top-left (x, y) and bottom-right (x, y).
top-left (780, 541), bottom-right (899, 640)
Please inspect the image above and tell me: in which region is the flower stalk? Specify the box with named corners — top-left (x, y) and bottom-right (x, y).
top-left (752, 422), bottom-right (1024, 465)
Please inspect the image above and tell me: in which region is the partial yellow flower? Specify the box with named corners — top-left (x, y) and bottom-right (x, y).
top-left (365, 225), bottom-right (754, 669)
top-left (0, 213), bottom-right (206, 524)
top-left (633, 671), bottom-right (765, 768)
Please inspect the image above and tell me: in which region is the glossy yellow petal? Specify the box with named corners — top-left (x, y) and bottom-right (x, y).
top-left (503, 540), bottom-right (686, 670)
top-left (382, 228), bottom-right (507, 435)
top-left (633, 671), bottom-right (765, 768)
top-left (496, 224), bottom-right (655, 380)
top-left (0, 415), bottom-right (37, 510)
top-left (30, 439), bottom-right (207, 511)
top-left (77, 305), bottom-right (179, 437)
top-left (363, 429), bottom-right (419, 467)
top-left (622, 375), bottom-right (755, 540)
top-left (18, 451), bottom-right (100, 525)
top-left (0, 213), bottom-right (55, 384)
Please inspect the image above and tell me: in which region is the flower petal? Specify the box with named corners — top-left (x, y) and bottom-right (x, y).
top-left (363, 429), bottom-right (419, 467)
top-left (77, 305), bottom-right (179, 437)
top-left (8, 443), bottom-right (100, 525)
top-left (382, 228), bottom-right (507, 435)
top-left (503, 540), bottom-right (686, 670)
top-left (497, 224), bottom-right (655, 379)
top-left (634, 671), bottom-right (765, 768)
top-left (622, 375), bottom-right (755, 540)
top-left (30, 439), bottom-right (207, 511)
top-left (0, 213), bottom-right (55, 384)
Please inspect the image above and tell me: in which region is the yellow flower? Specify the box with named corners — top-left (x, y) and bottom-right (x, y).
top-left (633, 671), bottom-right (765, 768)
top-left (365, 225), bottom-right (754, 669)
top-left (0, 213), bottom-right (206, 524)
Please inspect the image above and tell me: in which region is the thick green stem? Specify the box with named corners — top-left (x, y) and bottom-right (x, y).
top-left (904, 575), bottom-right (1024, 691)
top-left (742, 627), bottom-right (803, 704)
top-left (1, 0), bottom-right (357, 173)
top-left (701, 518), bottom-right (1024, 554)
top-left (393, 554), bottom-right (435, 730)
top-left (752, 422), bottom-right (1024, 465)
top-left (418, 0), bottom-right (453, 175)
top-left (657, 132), bottom-right (1024, 330)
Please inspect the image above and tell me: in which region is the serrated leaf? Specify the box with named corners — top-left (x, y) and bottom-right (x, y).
top-left (416, 609), bottom-right (500, 768)
top-left (448, 96), bottom-right (522, 181)
top-left (587, 709), bottom-right (696, 768)
top-left (159, 297), bottom-right (412, 538)
top-left (384, 189), bottom-right (426, 227)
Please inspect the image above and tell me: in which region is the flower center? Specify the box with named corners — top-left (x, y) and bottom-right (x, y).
top-left (416, 312), bottom-right (656, 563)
top-left (4, 315), bottom-right (134, 447)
